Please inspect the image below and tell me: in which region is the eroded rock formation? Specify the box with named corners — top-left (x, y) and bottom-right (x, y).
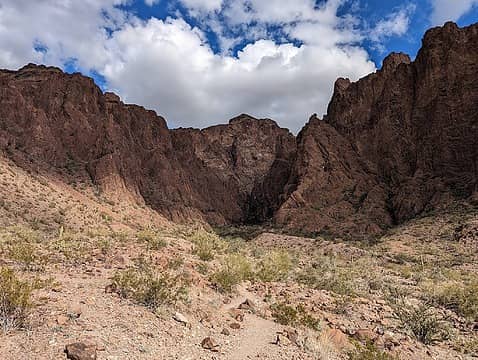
top-left (276, 22), bottom-right (478, 237)
top-left (0, 22), bottom-right (476, 238)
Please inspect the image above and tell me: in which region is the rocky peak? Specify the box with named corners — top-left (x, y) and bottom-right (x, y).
top-left (104, 92), bottom-right (121, 104)
top-left (0, 21), bottom-right (476, 238)
top-left (333, 78), bottom-right (351, 94)
top-left (381, 52), bottom-right (411, 72)
top-left (275, 21), bottom-right (478, 238)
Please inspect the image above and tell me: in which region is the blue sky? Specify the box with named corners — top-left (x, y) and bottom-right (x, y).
top-left (0, 0), bottom-right (477, 131)
top-left (118, 0), bottom-right (477, 65)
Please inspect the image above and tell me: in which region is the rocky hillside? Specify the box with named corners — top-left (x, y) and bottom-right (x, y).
top-left (276, 22), bottom-right (478, 238)
top-left (0, 22), bottom-right (477, 238)
top-left (0, 66), bottom-right (296, 226)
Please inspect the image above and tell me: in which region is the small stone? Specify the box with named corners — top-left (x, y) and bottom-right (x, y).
top-left (104, 284), bottom-right (116, 294)
top-left (67, 305), bottom-right (82, 319)
top-left (274, 332), bottom-right (292, 346)
top-left (113, 255), bottom-right (126, 264)
top-left (234, 313), bottom-right (244, 322)
top-left (238, 299), bottom-right (255, 311)
top-left (56, 315), bottom-right (69, 325)
top-left (221, 328), bottom-right (230, 336)
top-left (229, 322), bottom-right (241, 330)
top-left (353, 329), bottom-right (378, 343)
top-left (201, 337), bottom-right (219, 352)
top-left (283, 328), bottom-right (298, 344)
top-left (65, 343), bottom-right (97, 360)
top-left (173, 312), bottom-right (189, 326)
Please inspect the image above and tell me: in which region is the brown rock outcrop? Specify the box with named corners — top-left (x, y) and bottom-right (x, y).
top-left (0, 66), bottom-right (294, 225)
top-left (276, 22), bottom-right (478, 237)
top-left (0, 22), bottom-right (477, 238)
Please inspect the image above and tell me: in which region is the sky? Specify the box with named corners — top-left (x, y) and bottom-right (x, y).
top-left (0, 1), bottom-right (477, 132)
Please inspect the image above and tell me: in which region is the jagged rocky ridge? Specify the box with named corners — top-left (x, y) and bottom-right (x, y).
top-left (0, 22), bottom-right (476, 238)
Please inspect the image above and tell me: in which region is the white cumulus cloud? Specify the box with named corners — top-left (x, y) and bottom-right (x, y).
top-left (102, 17), bottom-right (374, 131)
top-left (431, 0), bottom-right (478, 25)
top-left (370, 4), bottom-right (416, 43)
top-left (0, 0), bottom-right (419, 132)
top-left (145, 0), bottom-right (160, 6)
top-left (179, 0), bottom-right (223, 12)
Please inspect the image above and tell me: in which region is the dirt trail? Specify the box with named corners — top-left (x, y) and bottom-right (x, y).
top-left (226, 314), bottom-right (280, 360)
top-left (222, 288), bottom-right (310, 360)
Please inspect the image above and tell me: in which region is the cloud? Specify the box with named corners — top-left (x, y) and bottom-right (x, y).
top-left (179, 0), bottom-right (223, 12)
top-left (145, 0), bottom-right (160, 6)
top-left (369, 4), bottom-right (416, 46)
top-left (102, 17), bottom-right (374, 132)
top-left (0, 0), bottom-right (129, 69)
top-left (430, 0), bottom-right (478, 25)
top-left (0, 0), bottom-right (400, 132)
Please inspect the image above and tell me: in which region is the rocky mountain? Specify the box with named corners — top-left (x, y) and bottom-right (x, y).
top-left (0, 21), bottom-right (477, 238)
top-left (276, 22), bottom-right (478, 238)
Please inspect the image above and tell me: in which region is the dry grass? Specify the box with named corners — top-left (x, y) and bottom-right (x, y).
top-left (0, 267), bottom-right (33, 333)
top-left (111, 257), bottom-right (189, 310)
top-left (210, 253), bottom-right (253, 293)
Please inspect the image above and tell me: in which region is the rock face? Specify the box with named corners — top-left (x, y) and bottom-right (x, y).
top-left (0, 22), bottom-right (476, 238)
top-left (276, 22), bottom-right (478, 237)
top-left (170, 116), bottom-right (295, 224)
top-left (0, 65), bottom-right (294, 225)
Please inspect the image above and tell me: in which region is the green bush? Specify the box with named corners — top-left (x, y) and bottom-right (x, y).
top-left (296, 258), bottom-right (355, 296)
top-left (429, 281), bottom-right (478, 320)
top-left (211, 254), bottom-right (253, 292)
top-left (348, 342), bottom-right (398, 360)
top-left (111, 260), bottom-right (188, 310)
top-left (190, 229), bottom-right (226, 261)
top-left (256, 250), bottom-right (292, 282)
top-left (0, 267), bottom-right (33, 333)
top-left (136, 229), bottom-right (167, 251)
top-left (50, 233), bottom-right (90, 264)
top-left (271, 302), bottom-right (320, 330)
top-left (395, 304), bottom-right (449, 344)
top-left (8, 242), bottom-right (41, 270)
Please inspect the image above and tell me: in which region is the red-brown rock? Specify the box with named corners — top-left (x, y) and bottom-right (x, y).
top-left (0, 22), bottom-right (477, 239)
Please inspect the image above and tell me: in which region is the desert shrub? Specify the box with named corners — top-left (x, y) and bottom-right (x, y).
top-left (8, 242), bottom-right (42, 271)
top-left (190, 229), bottom-right (226, 261)
top-left (395, 304), bottom-right (449, 344)
top-left (225, 237), bottom-right (247, 254)
top-left (210, 254), bottom-right (253, 292)
top-left (111, 259), bottom-right (188, 310)
top-left (296, 258), bottom-right (355, 296)
top-left (271, 302), bottom-right (320, 330)
top-left (96, 237), bottom-right (112, 255)
top-left (384, 284), bottom-right (411, 305)
top-left (8, 226), bottom-right (41, 243)
top-left (304, 330), bottom-right (341, 360)
top-left (50, 233), bottom-right (91, 264)
top-left (196, 262), bottom-right (209, 275)
top-left (112, 231), bottom-right (129, 243)
top-left (453, 336), bottom-right (478, 355)
top-left (256, 250), bottom-right (292, 282)
top-left (348, 342), bottom-right (398, 360)
top-left (0, 267), bottom-right (33, 333)
top-left (136, 229), bottom-right (167, 251)
top-left (428, 281), bottom-right (478, 320)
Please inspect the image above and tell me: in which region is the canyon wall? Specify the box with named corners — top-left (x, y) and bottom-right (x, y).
top-left (0, 22), bottom-right (476, 238)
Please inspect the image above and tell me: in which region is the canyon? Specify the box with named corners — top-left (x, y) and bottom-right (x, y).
top-left (0, 21), bottom-right (477, 238)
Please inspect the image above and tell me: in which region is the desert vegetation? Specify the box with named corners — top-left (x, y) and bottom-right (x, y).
top-left (1, 156), bottom-right (478, 360)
